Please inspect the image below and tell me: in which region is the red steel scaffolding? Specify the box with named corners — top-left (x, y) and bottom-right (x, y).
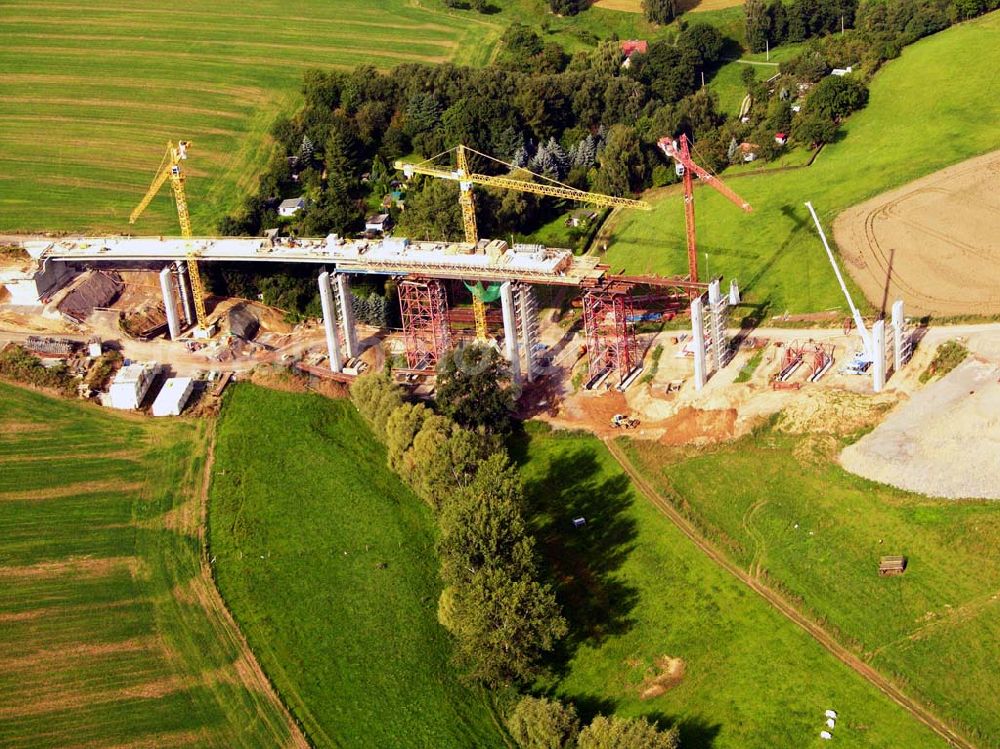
top-left (582, 285), bottom-right (639, 388)
top-left (399, 278), bottom-right (451, 369)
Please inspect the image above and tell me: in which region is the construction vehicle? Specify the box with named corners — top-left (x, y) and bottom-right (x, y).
top-left (395, 144), bottom-right (651, 341)
top-left (657, 134), bottom-right (753, 284)
top-left (611, 413), bottom-right (639, 429)
top-left (129, 140), bottom-right (213, 337)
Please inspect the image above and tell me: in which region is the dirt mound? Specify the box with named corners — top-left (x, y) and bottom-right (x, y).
top-left (776, 389), bottom-right (897, 435)
top-left (835, 150), bottom-right (1000, 317)
top-left (632, 655), bottom-right (687, 700)
top-left (660, 407), bottom-right (737, 446)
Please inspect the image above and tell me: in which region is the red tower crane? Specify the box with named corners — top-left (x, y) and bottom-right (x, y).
top-left (657, 134), bottom-right (753, 284)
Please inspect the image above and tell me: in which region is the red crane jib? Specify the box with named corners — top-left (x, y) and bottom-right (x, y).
top-left (656, 134), bottom-right (753, 284)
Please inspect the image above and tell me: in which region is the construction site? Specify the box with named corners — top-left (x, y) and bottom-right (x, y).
top-left (1, 137), bottom-right (928, 429)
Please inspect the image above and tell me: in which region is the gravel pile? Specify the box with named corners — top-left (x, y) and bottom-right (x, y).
top-left (839, 359), bottom-right (1000, 499)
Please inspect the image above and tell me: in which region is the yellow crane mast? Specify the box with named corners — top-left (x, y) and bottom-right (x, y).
top-left (395, 144), bottom-right (652, 340)
top-left (129, 140), bottom-right (210, 335)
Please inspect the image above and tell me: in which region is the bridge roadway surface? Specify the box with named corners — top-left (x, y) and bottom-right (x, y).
top-left (23, 235), bottom-right (608, 287)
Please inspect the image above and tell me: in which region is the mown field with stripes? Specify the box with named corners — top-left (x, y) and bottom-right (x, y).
top-left (0, 0), bottom-right (499, 235)
top-left (0, 382), bottom-right (300, 749)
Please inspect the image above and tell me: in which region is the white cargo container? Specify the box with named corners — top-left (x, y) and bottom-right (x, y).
top-left (151, 377), bottom-right (194, 417)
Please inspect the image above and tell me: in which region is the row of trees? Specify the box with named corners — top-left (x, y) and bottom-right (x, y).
top-left (350, 348), bottom-right (566, 685)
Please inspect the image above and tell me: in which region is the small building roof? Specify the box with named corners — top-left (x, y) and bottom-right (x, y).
top-left (279, 197), bottom-right (306, 210)
top-left (113, 362), bottom-right (155, 386)
top-left (620, 40), bottom-right (648, 57)
top-left (152, 377), bottom-right (193, 417)
top-left (366, 213), bottom-right (390, 224)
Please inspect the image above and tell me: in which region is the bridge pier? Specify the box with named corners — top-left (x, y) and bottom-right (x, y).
top-left (318, 271), bottom-right (343, 373)
top-left (159, 266), bottom-right (181, 340)
top-left (500, 282), bottom-right (521, 385)
top-left (174, 261), bottom-right (195, 327)
top-left (691, 296), bottom-right (707, 391)
top-left (335, 273), bottom-right (358, 359)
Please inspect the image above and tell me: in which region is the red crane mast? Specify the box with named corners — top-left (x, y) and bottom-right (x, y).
top-left (657, 134), bottom-right (753, 284)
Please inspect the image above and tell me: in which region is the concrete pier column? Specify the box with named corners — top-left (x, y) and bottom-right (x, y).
top-left (691, 296), bottom-right (707, 391)
top-left (159, 266), bottom-right (181, 340)
top-left (708, 278), bottom-right (721, 306)
top-left (500, 282), bottom-right (521, 385)
top-left (729, 279), bottom-right (740, 305)
top-left (516, 284), bottom-right (538, 383)
top-left (318, 271), bottom-right (342, 373)
top-left (335, 273), bottom-right (359, 359)
top-left (175, 260), bottom-right (195, 326)
top-left (892, 299), bottom-right (904, 374)
top-left (872, 319), bottom-right (886, 393)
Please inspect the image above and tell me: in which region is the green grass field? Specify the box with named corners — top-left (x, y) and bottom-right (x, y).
top-left (606, 11), bottom-right (1000, 313)
top-left (0, 0), bottom-right (499, 235)
top-left (620, 428), bottom-right (1000, 747)
top-left (512, 423), bottom-right (949, 749)
top-left (207, 384), bottom-right (507, 748)
top-left (0, 382), bottom-right (294, 748)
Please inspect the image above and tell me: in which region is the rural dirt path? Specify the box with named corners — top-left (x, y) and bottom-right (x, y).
top-left (603, 438), bottom-right (976, 749)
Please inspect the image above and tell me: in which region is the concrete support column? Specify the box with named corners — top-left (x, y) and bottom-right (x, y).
top-left (691, 296), bottom-right (707, 391)
top-left (318, 271), bottom-right (342, 373)
top-left (708, 278), bottom-right (722, 306)
top-left (872, 319), bottom-right (886, 393)
top-left (335, 273), bottom-right (358, 359)
top-left (500, 282), bottom-right (521, 385)
top-left (159, 266), bottom-right (181, 340)
top-left (175, 260), bottom-right (195, 326)
top-left (892, 299), bottom-right (904, 373)
top-left (729, 279), bottom-right (741, 305)
top-left (517, 285), bottom-right (536, 383)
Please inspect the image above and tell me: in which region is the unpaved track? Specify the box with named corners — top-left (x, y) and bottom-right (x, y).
top-left (604, 439), bottom-right (976, 749)
top-left (834, 150), bottom-right (1000, 317)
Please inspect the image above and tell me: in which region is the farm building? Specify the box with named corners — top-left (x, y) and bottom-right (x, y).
top-left (107, 361), bottom-right (159, 410)
top-left (278, 197), bottom-right (306, 217)
top-left (151, 377), bottom-right (194, 417)
top-left (567, 209), bottom-right (599, 228)
top-left (365, 213), bottom-right (392, 234)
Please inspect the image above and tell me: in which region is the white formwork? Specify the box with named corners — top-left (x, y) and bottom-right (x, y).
top-left (151, 377), bottom-right (194, 417)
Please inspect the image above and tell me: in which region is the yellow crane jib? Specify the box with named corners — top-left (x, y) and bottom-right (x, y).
top-left (129, 140), bottom-right (211, 336)
top-left (394, 144), bottom-right (652, 341)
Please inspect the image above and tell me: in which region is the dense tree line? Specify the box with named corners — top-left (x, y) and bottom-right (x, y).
top-left (220, 21), bottom-right (730, 241)
top-left (350, 350), bottom-right (565, 685)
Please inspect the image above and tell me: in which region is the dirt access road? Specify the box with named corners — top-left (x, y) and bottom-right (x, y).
top-left (605, 440), bottom-right (977, 749)
top-left (834, 150), bottom-right (1000, 317)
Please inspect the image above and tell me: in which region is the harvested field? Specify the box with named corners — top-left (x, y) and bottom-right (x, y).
top-left (0, 382), bottom-right (301, 748)
top-left (835, 150), bottom-right (1000, 317)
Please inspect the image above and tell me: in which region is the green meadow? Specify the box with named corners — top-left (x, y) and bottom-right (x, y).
top-left (512, 423), bottom-right (950, 749)
top-left (621, 427), bottom-right (1000, 747)
top-left (207, 384), bottom-right (507, 748)
top-left (606, 11), bottom-right (1000, 313)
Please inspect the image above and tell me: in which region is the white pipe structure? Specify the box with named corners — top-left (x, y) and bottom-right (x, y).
top-left (805, 201), bottom-right (873, 362)
top-left (500, 282), bottom-right (521, 385)
top-left (335, 273), bottom-right (358, 359)
top-left (872, 319), bottom-right (886, 393)
top-left (318, 271), bottom-right (343, 373)
top-left (158, 266), bottom-right (181, 340)
top-left (691, 296), bottom-right (707, 390)
top-left (892, 299), bottom-right (905, 373)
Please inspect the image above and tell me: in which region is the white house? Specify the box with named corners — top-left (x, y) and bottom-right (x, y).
top-left (151, 377), bottom-right (194, 417)
top-left (108, 362), bottom-right (159, 410)
top-left (278, 197), bottom-right (306, 217)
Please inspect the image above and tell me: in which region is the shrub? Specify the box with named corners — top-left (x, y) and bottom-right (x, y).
top-left (506, 695), bottom-right (580, 749)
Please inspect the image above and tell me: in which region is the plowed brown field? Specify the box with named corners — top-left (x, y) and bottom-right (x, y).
top-left (834, 150), bottom-right (1000, 317)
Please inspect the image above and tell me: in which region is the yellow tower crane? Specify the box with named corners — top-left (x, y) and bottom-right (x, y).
top-left (129, 140), bottom-right (211, 336)
top-left (395, 144), bottom-right (651, 340)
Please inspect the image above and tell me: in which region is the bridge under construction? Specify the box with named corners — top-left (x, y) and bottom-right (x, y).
top-left (21, 233), bottom-right (708, 389)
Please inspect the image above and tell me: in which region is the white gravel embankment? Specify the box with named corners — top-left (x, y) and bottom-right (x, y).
top-left (840, 358), bottom-right (1000, 499)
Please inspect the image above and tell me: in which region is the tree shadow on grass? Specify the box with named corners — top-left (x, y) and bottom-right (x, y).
top-left (518, 442), bottom-right (640, 671)
top-left (646, 711), bottom-right (723, 749)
